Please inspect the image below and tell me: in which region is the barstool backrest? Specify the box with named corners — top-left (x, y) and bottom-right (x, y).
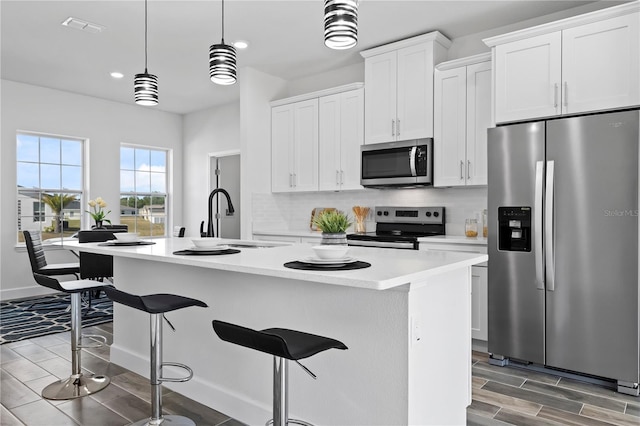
top-left (32, 272), bottom-right (65, 292)
top-left (103, 287), bottom-right (148, 312)
top-left (213, 320), bottom-right (294, 359)
top-left (23, 230), bottom-right (48, 271)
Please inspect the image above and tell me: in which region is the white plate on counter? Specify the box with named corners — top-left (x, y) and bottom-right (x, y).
top-left (299, 256), bottom-right (357, 265)
top-left (188, 245), bottom-right (229, 252)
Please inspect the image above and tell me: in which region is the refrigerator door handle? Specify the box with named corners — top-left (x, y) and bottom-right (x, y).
top-left (545, 160), bottom-right (555, 291)
top-left (535, 161), bottom-right (544, 289)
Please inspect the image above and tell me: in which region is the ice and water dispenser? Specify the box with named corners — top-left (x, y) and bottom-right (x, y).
top-left (497, 207), bottom-right (532, 252)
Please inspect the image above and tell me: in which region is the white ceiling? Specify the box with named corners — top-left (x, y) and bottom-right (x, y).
top-left (0, 1), bottom-right (620, 115)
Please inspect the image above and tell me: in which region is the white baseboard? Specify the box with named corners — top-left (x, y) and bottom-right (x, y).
top-left (0, 285), bottom-right (59, 301)
top-left (472, 339), bottom-right (488, 353)
top-left (110, 344), bottom-right (272, 424)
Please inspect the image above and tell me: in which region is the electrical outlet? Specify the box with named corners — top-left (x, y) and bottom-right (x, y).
top-left (411, 315), bottom-right (421, 343)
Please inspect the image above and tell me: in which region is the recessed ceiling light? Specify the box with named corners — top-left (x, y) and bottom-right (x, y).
top-left (233, 40), bottom-right (249, 49)
top-left (110, 72), bottom-right (124, 79)
top-left (61, 17), bottom-right (105, 34)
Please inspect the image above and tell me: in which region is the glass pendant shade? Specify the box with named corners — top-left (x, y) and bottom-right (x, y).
top-left (134, 71), bottom-right (158, 106)
top-left (324, 0), bottom-right (358, 50)
top-left (209, 42), bottom-right (237, 85)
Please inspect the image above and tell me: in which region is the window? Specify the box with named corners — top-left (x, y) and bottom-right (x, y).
top-left (120, 146), bottom-right (168, 237)
top-left (16, 133), bottom-right (84, 242)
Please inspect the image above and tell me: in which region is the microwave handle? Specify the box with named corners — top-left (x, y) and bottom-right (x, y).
top-left (409, 146), bottom-right (417, 177)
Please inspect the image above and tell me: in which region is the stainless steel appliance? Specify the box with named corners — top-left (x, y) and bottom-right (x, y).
top-left (347, 206), bottom-right (445, 250)
top-left (487, 109), bottom-right (640, 396)
top-left (360, 139), bottom-right (433, 188)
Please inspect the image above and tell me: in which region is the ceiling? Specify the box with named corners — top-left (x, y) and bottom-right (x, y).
top-left (1, 1), bottom-right (618, 115)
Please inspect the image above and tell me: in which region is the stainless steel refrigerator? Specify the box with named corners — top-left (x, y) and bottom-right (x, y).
top-left (487, 109), bottom-right (640, 396)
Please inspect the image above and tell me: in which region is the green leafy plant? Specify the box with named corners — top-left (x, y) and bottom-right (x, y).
top-left (312, 210), bottom-right (352, 233)
top-left (86, 197), bottom-right (112, 225)
top-left (42, 193), bottom-right (78, 233)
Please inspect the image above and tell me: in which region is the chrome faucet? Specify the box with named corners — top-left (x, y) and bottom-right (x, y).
top-left (200, 188), bottom-right (235, 238)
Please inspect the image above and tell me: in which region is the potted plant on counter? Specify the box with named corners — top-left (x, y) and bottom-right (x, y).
top-left (312, 210), bottom-right (352, 245)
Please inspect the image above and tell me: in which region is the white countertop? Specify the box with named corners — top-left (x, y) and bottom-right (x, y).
top-left (419, 235), bottom-right (488, 245)
top-left (60, 237), bottom-right (487, 291)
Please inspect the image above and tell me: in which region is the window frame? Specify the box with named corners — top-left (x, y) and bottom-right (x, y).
top-left (119, 143), bottom-right (170, 238)
top-left (16, 131), bottom-right (86, 244)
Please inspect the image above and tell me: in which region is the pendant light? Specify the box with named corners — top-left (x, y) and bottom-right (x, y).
top-left (209, 0), bottom-right (237, 85)
top-left (324, 0), bottom-right (358, 50)
top-left (134, 0), bottom-right (158, 106)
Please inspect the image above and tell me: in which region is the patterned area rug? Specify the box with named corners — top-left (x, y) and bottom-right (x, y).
top-left (0, 293), bottom-right (113, 344)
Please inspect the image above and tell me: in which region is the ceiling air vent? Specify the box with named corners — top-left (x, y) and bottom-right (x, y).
top-left (61, 17), bottom-right (105, 34)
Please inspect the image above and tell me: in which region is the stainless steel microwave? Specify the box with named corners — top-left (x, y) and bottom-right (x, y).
top-left (361, 139), bottom-right (433, 188)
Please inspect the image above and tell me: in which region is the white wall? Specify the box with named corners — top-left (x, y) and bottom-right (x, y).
top-left (1, 80), bottom-right (183, 300)
top-left (239, 67), bottom-right (289, 239)
top-left (182, 102), bottom-right (240, 238)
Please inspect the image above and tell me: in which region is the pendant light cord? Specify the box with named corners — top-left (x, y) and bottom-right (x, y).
top-left (221, 0), bottom-right (225, 43)
top-left (144, 0), bottom-right (148, 72)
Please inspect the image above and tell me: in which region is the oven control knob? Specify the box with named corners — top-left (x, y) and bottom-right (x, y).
top-left (377, 211), bottom-right (382, 216)
top-left (425, 212), bottom-right (432, 217)
top-left (433, 211), bottom-right (439, 217)
top-left (383, 211), bottom-right (389, 216)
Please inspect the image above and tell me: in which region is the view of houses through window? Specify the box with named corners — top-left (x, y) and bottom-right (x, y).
top-left (16, 133), bottom-right (84, 242)
top-left (120, 145), bottom-right (168, 237)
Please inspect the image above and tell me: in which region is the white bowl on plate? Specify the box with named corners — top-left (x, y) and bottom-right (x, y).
top-left (192, 238), bottom-right (224, 248)
top-left (312, 245), bottom-right (350, 260)
top-left (114, 232), bottom-right (140, 242)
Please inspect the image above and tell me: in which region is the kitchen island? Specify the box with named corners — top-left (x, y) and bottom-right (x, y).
top-left (63, 237), bottom-right (487, 425)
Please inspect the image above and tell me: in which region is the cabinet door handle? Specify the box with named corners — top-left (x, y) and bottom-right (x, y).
top-left (553, 83), bottom-right (558, 109)
top-left (460, 161), bottom-right (464, 180)
top-left (467, 160), bottom-right (471, 180)
top-left (340, 170), bottom-right (344, 185)
top-left (336, 170), bottom-right (340, 186)
top-left (289, 173), bottom-right (293, 187)
top-left (293, 173), bottom-right (297, 188)
top-left (391, 119), bottom-right (395, 136)
top-left (397, 119), bottom-right (400, 136)
top-left (563, 82), bottom-right (568, 108)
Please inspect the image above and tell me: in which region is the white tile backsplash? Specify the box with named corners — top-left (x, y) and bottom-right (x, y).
top-left (252, 187), bottom-right (487, 236)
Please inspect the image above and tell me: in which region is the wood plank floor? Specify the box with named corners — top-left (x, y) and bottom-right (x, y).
top-left (1, 323), bottom-right (638, 425)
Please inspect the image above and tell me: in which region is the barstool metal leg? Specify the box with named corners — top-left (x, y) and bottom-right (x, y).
top-left (273, 357), bottom-right (288, 426)
top-left (131, 313), bottom-right (195, 426)
top-left (42, 292), bottom-right (110, 400)
top-left (267, 357), bottom-right (314, 426)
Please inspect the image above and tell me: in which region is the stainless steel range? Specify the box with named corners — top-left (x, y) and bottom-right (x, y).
top-left (347, 206), bottom-right (445, 250)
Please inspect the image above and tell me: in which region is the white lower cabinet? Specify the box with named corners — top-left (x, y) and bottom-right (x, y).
top-left (419, 239), bottom-right (488, 342)
top-left (471, 265), bottom-right (488, 341)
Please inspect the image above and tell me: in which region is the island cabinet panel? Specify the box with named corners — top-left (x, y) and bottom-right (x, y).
top-left (490, 5), bottom-right (639, 123)
top-left (63, 238), bottom-right (485, 425)
top-left (271, 99), bottom-right (318, 193)
top-left (434, 57), bottom-right (491, 187)
top-left (318, 88), bottom-right (364, 191)
top-left (362, 31), bottom-right (450, 144)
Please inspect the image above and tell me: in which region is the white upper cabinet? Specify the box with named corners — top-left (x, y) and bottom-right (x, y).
top-left (434, 54), bottom-right (491, 187)
top-left (486, 2), bottom-right (639, 123)
top-left (361, 32), bottom-right (450, 144)
top-left (271, 99), bottom-right (318, 193)
top-left (318, 88), bottom-right (364, 191)
top-left (271, 83), bottom-right (364, 193)
top-left (494, 33), bottom-right (562, 123)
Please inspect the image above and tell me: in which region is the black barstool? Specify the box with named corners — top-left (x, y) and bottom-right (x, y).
top-left (212, 320), bottom-right (348, 426)
top-left (32, 273), bottom-right (110, 400)
top-left (103, 287), bottom-right (207, 426)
